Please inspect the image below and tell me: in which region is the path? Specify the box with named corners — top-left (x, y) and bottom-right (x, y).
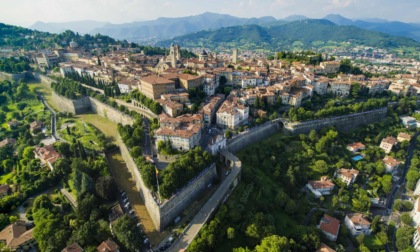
top-left (60, 188), bottom-right (78, 208)
top-left (170, 154), bottom-right (241, 251)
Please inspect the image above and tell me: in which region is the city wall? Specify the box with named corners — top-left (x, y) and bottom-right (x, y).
top-left (283, 107), bottom-right (388, 134)
top-left (0, 71), bottom-right (31, 81)
top-left (118, 134), bottom-right (218, 231)
top-left (51, 92), bottom-right (91, 114)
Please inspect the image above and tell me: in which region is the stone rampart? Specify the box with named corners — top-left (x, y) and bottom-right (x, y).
top-left (226, 122), bottom-right (281, 153)
top-left (283, 107), bottom-right (388, 134)
top-left (0, 71), bottom-right (30, 81)
top-left (51, 92), bottom-right (91, 114)
top-left (89, 97), bottom-right (134, 126)
top-left (118, 134), bottom-right (217, 231)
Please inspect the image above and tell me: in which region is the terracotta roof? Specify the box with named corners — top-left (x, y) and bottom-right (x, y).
top-left (316, 243), bottom-right (336, 252)
top-left (382, 136), bottom-right (397, 145)
top-left (62, 242), bottom-right (84, 252)
top-left (383, 156), bottom-right (401, 167)
top-left (398, 132), bottom-right (412, 141)
top-left (346, 213), bottom-right (370, 226)
top-left (29, 121), bottom-right (43, 130)
top-left (141, 75), bottom-right (174, 85)
top-left (0, 138), bottom-right (16, 148)
top-left (97, 239), bottom-right (119, 252)
top-left (35, 145), bottom-right (61, 165)
top-left (0, 184), bottom-right (10, 195)
top-left (0, 221), bottom-right (34, 249)
top-left (337, 168), bottom-right (359, 179)
top-left (178, 73), bottom-right (201, 81)
top-left (347, 142), bottom-right (365, 150)
top-left (309, 180), bottom-right (335, 190)
top-left (319, 214), bottom-right (340, 238)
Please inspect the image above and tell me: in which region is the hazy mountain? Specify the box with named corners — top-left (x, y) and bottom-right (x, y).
top-left (30, 20), bottom-right (109, 35)
top-left (90, 12), bottom-right (277, 40)
top-left (158, 19), bottom-right (420, 51)
top-left (283, 15), bottom-right (309, 21)
top-left (323, 14), bottom-right (420, 41)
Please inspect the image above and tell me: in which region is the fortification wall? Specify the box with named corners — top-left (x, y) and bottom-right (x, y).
top-left (284, 108), bottom-right (388, 134)
top-left (159, 163), bottom-right (217, 229)
top-left (226, 122), bottom-right (281, 153)
top-left (0, 71), bottom-right (30, 81)
top-left (51, 92), bottom-right (91, 114)
top-left (118, 134), bottom-right (217, 231)
top-left (89, 97), bottom-right (134, 126)
top-left (117, 135), bottom-right (162, 230)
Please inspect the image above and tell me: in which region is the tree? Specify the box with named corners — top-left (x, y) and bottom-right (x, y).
top-left (359, 244), bottom-right (370, 252)
top-left (380, 174), bottom-right (392, 194)
top-left (0, 214), bottom-right (10, 230)
top-left (396, 226), bottom-right (415, 251)
top-left (32, 195), bottom-right (54, 213)
top-left (113, 214), bottom-right (143, 251)
top-left (314, 160), bottom-right (328, 173)
top-left (255, 235), bottom-right (290, 252)
top-left (377, 231), bottom-right (388, 244)
top-left (356, 233), bottom-right (365, 245)
top-left (95, 176), bottom-right (117, 200)
top-left (227, 227), bottom-right (235, 239)
top-left (400, 213), bottom-right (413, 226)
top-left (225, 130), bottom-right (233, 139)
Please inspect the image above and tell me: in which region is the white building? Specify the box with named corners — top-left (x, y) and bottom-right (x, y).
top-left (344, 213), bottom-right (372, 236)
top-left (379, 136), bottom-right (397, 154)
top-left (335, 168), bottom-right (359, 186)
top-left (216, 96), bottom-right (249, 129)
top-left (306, 177), bottom-right (335, 198)
top-left (412, 198), bottom-right (420, 226)
top-left (413, 227), bottom-right (420, 252)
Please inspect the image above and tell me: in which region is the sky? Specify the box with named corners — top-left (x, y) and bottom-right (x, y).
top-left (1, 0), bottom-right (419, 27)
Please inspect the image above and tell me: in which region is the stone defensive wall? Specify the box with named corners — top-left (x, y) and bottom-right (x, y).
top-left (118, 134), bottom-right (218, 231)
top-left (51, 91), bottom-right (91, 114)
top-left (283, 107), bottom-right (388, 134)
top-left (0, 71), bottom-right (31, 81)
top-left (226, 121), bottom-right (282, 153)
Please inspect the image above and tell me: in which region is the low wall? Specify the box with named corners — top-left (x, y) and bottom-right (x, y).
top-left (226, 122), bottom-right (282, 153)
top-left (118, 134), bottom-right (218, 231)
top-left (89, 97), bottom-right (134, 126)
top-left (284, 107), bottom-right (388, 134)
top-left (51, 92), bottom-right (91, 114)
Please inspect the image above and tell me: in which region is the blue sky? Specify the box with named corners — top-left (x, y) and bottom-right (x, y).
top-left (1, 0), bottom-right (419, 26)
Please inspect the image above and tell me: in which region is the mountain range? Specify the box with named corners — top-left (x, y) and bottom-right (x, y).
top-left (157, 19), bottom-right (420, 51)
top-left (29, 12), bottom-right (420, 42)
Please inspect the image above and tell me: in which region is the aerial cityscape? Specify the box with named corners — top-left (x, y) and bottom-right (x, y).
top-left (1, 0), bottom-right (420, 251)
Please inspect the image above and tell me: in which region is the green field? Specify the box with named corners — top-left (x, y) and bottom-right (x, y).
top-left (0, 172), bottom-right (14, 184)
top-left (58, 119), bottom-right (106, 151)
top-left (1, 98), bottom-right (46, 130)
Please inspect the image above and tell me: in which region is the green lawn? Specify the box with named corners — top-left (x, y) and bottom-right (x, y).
top-left (1, 98), bottom-right (46, 130)
top-left (364, 235), bottom-right (385, 250)
top-left (0, 172), bottom-right (14, 184)
top-left (67, 179), bottom-right (78, 199)
top-left (58, 120), bottom-right (105, 151)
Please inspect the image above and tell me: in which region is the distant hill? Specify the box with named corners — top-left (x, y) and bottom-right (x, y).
top-left (283, 15), bottom-right (310, 21)
top-left (157, 19), bottom-right (420, 51)
top-left (30, 20), bottom-right (109, 35)
top-left (324, 14), bottom-right (420, 41)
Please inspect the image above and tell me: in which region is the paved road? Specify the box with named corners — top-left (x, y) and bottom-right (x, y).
top-left (170, 156), bottom-right (241, 251)
top-left (38, 93), bottom-right (65, 142)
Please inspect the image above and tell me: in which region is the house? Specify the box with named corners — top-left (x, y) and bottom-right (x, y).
top-left (400, 116), bottom-right (417, 129)
top-left (379, 136), bottom-right (397, 154)
top-left (62, 243), bottom-right (84, 252)
top-left (318, 214), bottom-right (340, 241)
top-left (316, 243), bottom-right (336, 252)
top-left (0, 138), bottom-right (16, 148)
top-left (335, 168), bottom-right (359, 186)
top-left (397, 132), bottom-right (412, 142)
top-left (29, 121), bottom-right (43, 134)
top-left (306, 177), bottom-right (335, 198)
top-left (0, 184), bottom-right (10, 199)
top-left (383, 156), bottom-right (401, 173)
top-left (0, 221), bottom-right (36, 251)
top-left (34, 144), bottom-right (62, 170)
top-left (140, 75), bottom-right (176, 100)
top-left (344, 213), bottom-right (372, 236)
top-left (412, 198), bottom-right (420, 226)
top-left (7, 120), bottom-right (21, 130)
top-left (347, 142), bottom-right (366, 153)
top-left (216, 96), bottom-right (249, 129)
top-left (97, 238), bottom-right (120, 252)
top-left (413, 226), bottom-right (420, 252)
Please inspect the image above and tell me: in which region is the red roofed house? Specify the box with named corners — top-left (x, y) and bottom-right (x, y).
top-left (383, 156), bottom-right (401, 173)
top-left (397, 132), bottom-right (412, 142)
top-left (379, 136), bottom-right (397, 154)
top-left (316, 243), bottom-right (336, 252)
top-left (344, 213), bottom-right (372, 236)
top-left (62, 242), bottom-right (84, 252)
top-left (0, 220), bottom-right (36, 251)
top-left (29, 121), bottom-right (43, 134)
top-left (34, 144), bottom-right (62, 171)
top-left (0, 138), bottom-right (16, 148)
top-left (318, 214), bottom-right (340, 241)
top-left (306, 177), bottom-right (335, 198)
top-left (335, 168), bottom-right (359, 186)
top-left (347, 142), bottom-right (365, 153)
top-left (0, 184), bottom-right (11, 199)
top-left (97, 239), bottom-right (120, 252)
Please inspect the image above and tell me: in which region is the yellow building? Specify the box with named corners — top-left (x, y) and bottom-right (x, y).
top-left (140, 75), bottom-right (176, 100)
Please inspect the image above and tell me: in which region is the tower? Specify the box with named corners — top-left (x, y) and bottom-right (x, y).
top-left (199, 50), bottom-right (208, 62)
top-left (232, 49), bottom-right (238, 64)
top-left (169, 44), bottom-right (177, 68)
top-left (175, 44), bottom-right (181, 61)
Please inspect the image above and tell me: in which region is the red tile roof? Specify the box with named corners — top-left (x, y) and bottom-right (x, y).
top-left (319, 214), bottom-right (340, 238)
